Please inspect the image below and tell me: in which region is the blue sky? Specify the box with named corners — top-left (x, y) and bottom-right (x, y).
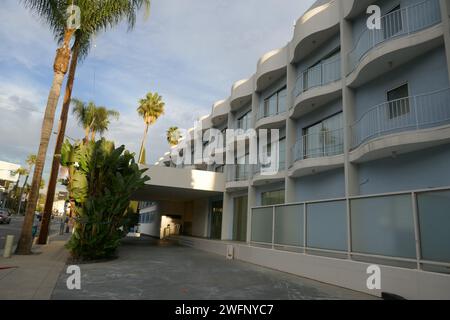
top-left (0, 0), bottom-right (315, 189)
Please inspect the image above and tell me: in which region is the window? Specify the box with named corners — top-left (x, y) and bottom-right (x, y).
top-left (235, 153), bottom-right (249, 180)
top-left (387, 83), bottom-right (409, 119)
top-left (302, 48), bottom-right (341, 91)
top-left (261, 131), bottom-right (286, 172)
top-left (261, 189), bottom-right (285, 206)
top-left (263, 87), bottom-right (287, 117)
top-left (237, 111), bottom-right (252, 130)
top-left (304, 112), bottom-right (343, 158)
top-left (221, 127), bottom-right (227, 146)
top-left (233, 196), bottom-right (248, 242)
top-left (383, 5), bottom-right (403, 39)
top-left (280, 137), bottom-right (286, 170)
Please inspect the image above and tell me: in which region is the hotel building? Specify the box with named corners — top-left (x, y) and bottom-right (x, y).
top-left (133, 0), bottom-right (450, 299)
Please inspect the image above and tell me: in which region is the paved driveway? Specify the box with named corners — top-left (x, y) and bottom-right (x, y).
top-left (52, 237), bottom-right (377, 300)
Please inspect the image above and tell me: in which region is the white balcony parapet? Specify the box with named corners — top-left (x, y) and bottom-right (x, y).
top-left (348, 0), bottom-right (441, 74)
top-left (351, 88), bottom-right (450, 149)
top-left (293, 55), bottom-right (341, 99)
top-left (292, 128), bottom-right (344, 162)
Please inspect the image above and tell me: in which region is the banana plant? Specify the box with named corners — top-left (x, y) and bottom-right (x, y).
top-left (61, 138), bottom-right (149, 260)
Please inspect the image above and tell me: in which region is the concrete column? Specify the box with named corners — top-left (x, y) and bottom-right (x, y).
top-left (246, 185), bottom-right (256, 243)
top-left (340, 15), bottom-right (360, 197)
top-left (221, 191), bottom-right (233, 240)
top-left (285, 61), bottom-right (297, 203)
top-left (440, 0), bottom-right (450, 80)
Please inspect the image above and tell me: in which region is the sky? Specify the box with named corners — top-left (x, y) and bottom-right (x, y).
top-left (0, 0), bottom-right (315, 191)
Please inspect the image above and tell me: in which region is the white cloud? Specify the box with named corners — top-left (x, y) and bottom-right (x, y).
top-left (0, 0), bottom-right (315, 187)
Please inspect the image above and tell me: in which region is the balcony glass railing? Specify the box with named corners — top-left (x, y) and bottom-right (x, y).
top-left (258, 90), bottom-right (287, 120)
top-left (253, 161), bottom-right (286, 175)
top-left (294, 56), bottom-right (341, 98)
top-left (348, 0), bottom-right (441, 73)
top-left (227, 165), bottom-right (251, 182)
top-left (351, 88), bottom-right (450, 149)
top-left (292, 128), bottom-right (344, 162)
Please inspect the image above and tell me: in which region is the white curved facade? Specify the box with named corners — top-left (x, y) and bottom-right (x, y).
top-left (140, 0), bottom-right (450, 299)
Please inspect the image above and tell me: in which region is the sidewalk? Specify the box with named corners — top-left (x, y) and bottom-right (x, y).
top-left (0, 234), bottom-right (70, 300)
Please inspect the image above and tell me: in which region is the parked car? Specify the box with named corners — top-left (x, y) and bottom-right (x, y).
top-left (0, 209), bottom-right (11, 224)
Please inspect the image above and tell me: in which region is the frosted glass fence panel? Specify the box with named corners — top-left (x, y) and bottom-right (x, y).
top-left (417, 190), bottom-right (450, 263)
top-left (306, 200), bottom-right (347, 251)
top-left (251, 207), bottom-right (273, 243)
top-left (274, 204), bottom-right (304, 247)
top-left (350, 194), bottom-right (416, 259)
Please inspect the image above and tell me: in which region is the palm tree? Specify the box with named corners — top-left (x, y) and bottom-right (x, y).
top-left (71, 99), bottom-right (97, 141)
top-left (137, 92), bottom-right (165, 164)
top-left (16, 1), bottom-right (77, 254)
top-left (90, 106), bottom-right (120, 141)
top-left (19, 0), bottom-right (151, 253)
top-left (167, 126), bottom-right (180, 146)
top-left (17, 154), bottom-right (37, 215)
top-left (71, 99), bottom-right (119, 141)
top-left (12, 167), bottom-right (28, 198)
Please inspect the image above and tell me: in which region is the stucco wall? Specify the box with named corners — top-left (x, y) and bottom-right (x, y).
top-left (359, 143), bottom-right (450, 194)
top-left (354, 45), bottom-right (449, 119)
top-left (295, 168), bottom-right (345, 202)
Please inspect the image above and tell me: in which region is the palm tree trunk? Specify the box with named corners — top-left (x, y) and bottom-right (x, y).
top-left (16, 29), bottom-right (74, 255)
top-left (91, 130), bottom-right (96, 142)
top-left (138, 123), bottom-right (149, 164)
top-left (84, 127), bottom-right (90, 143)
top-left (17, 174), bottom-right (29, 215)
top-left (37, 39), bottom-right (80, 245)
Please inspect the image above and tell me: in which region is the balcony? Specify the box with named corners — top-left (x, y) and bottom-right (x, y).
top-left (256, 103), bottom-right (287, 129)
top-left (236, 115), bottom-right (252, 131)
top-left (226, 165), bottom-right (250, 191)
top-left (350, 88), bottom-right (450, 162)
top-left (252, 161), bottom-right (286, 186)
top-left (290, 128), bottom-right (344, 177)
top-left (294, 56), bottom-right (341, 98)
top-left (348, 0), bottom-right (442, 77)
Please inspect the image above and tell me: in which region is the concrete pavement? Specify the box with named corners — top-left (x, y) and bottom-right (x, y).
top-left (0, 215), bottom-right (62, 255)
top-left (52, 237), bottom-right (378, 300)
top-left (0, 215), bottom-right (24, 250)
top-left (0, 234), bottom-right (70, 299)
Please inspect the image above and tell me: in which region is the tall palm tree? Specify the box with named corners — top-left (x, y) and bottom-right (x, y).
top-left (90, 106), bottom-right (120, 141)
top-left (16, 0), bottom-right (76, 254)
top-left (167, 126), bottom-right (180, 146)
top-left (137, 92), bottom-right (165, 164)
top-left (17, 154), bottom-right (37, 215)
top-left (19, 0), bottom-right (151, 253)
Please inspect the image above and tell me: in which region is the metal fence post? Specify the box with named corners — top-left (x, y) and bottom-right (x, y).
top-left (303, 203), bottom-right (307, 254)
top-left (272, 206), bottom-right (275, 249)
top-left (411, 192), bottom-right (422, 270)
top-left (346, 198), bottom-right (352, 260)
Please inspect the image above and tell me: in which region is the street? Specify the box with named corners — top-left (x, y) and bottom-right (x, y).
top-left (0, 215), bottom-right (61, 251)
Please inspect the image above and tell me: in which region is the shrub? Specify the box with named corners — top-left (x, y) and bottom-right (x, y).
top-left (61, 139), bottom-right (149, 260)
